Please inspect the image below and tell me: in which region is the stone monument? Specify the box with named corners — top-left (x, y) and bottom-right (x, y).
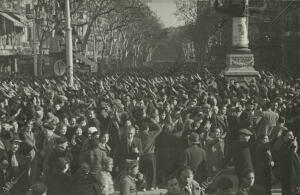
top-left (214, 0), bottom-right (266, 83)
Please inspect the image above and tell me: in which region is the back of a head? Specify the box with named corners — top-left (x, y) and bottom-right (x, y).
top-left (217, 176), bottom-right (233, 190)
top-left (30, 182), bottom-right (47, 195)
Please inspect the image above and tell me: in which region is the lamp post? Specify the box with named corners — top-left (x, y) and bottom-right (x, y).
top-left (65, 0), bottom-right (74, 87)
top-left (26, 3), bottom-right (39, 76)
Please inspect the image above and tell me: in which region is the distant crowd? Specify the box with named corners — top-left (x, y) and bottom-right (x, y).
top-left (0, 68), bottom-right (300, 195)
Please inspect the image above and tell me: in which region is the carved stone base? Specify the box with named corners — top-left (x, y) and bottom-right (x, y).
top-left (223, 53), bottom-right (259, 85)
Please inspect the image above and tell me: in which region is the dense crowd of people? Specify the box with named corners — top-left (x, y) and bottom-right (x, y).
top-left (0, 68), bottom-right (300, 195)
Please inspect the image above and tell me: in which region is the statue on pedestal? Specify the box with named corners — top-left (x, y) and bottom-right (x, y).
top-left (214, 0), bottom-right (267, 83)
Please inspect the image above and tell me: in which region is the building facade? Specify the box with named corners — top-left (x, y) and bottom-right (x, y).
top-left (0, 9), bottom-right (31, 75)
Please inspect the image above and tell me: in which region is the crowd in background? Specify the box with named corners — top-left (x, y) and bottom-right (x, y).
top-left (0, 67), bottom-right (300, 195)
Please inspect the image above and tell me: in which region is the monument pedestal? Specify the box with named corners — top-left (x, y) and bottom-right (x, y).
top-left (223, 53), bottom-right (259, 83)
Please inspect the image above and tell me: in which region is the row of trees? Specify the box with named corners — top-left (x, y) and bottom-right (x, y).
top-left (2, 0), bottom-right (165, 68)
top-left (174, 0), bottom-right (229, 65)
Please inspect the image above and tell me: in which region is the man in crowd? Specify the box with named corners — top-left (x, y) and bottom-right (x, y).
top-left (178, 166), bottom-right (205, 195)
top-left (182, 132), bottom-right (207, 184)
top-left (165, 175), bottom-right (180, 195)
top-left (229, 129), bottom-right (254, 185)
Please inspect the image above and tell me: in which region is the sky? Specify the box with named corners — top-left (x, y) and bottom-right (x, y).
top-left (146, 0), bottom-right (185, 28)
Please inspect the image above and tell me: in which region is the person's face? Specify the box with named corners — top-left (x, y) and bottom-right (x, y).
top-left (180, 170), bottom-right (194, 186)
top-left (125, 120), bottom-right (132, 127)
top-left (243, 172), bottom-right (255, 187)
top-left (230, 80), bottom-right (235, 85)
top-left (285, 131), bottom-right (294, 141)
top-left (129, 98), bottom-right (134, 105)
top-left (246, 104), bottom-right (254, 111)
top-left (60, 126), bottom-right (67, 135)
top-left (55, 104), bottom-right (61, 110)
top-left (172, 99), bottom-right (178, 106)
top-left (213, 107), bottom-right (219, 114)
top-left (163, 95), bottom-right (167, 101)
top-left (161, 112), bottom-right (166, 120)
top-left (127, 129), bottom-right (135, 140)
top-left (100, 183), bottom-right (108, 195)
top-left (242, 135), bottom-right (251, 142)
top-left (235, 82), bottom-right (239, 88)
top-left (58, 142), bottom-right (68, 150)
top-left (221, 107), bottom-right (227, 115)
top-left (194, 122), bottom-right (201, 129)
top-left (262, 136), bottom-right (269, 144)
top-left (11, 143), bottom-right (19, 153)
top-left (190, 99), bottom-right (197, 107)
top-left (126, 96), bottom-right (131, 102)
top-left (142, 109), bottom-right (147, 118)
top-left (131, 166), bottom-right (139, 176)
top-left (80, 120), bottom-right (86, 127)
top-left (204, 121), bottom-right (211, 131)
top-left (138, 100), bottom-right (144, 107)
top-left (105, 161), bottom-right (114, 172)
top-left (273, 103), bottom-right (278, 110)
top-left (0, 102), bottom-right (5, 108)
top-left (214, 129), bottom-right (221, 138)
top-left (12, 122), bottom-right (19, 131)
top-left (76, 127), bottom-right (82, 136)
top-left (89, 111), bottom-right (95, 119)
top-left (167, 178), bottom-right (180, 195)
top-left (70, 118), bottom-right (76, 126)
top-left (63, 118), bottom-right (69, 125)
top-left (100, 134), bottom-right (109, 144)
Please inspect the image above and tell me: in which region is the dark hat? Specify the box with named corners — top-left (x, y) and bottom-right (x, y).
top-left (11, 138), bottom-right (22, 144)
top-left (125, 159), bottom-right (139, 170)
top-left (239, 129), bottom-right (253, 136)
top-left (30, 182), bottom-right (48, 195)
top-left (56, 136), bottom-right (68, 145)
top-left (0, 160), bottom-right (9, 169)
top-left (43, 122), bottom-right (56, 130)
top-left (202, 103), bottom-right (211, 109)
top-left (188, 132), bottom-right (200, 144)
top-left (78, 162), bottom-right (90, 174)
top-left (56, 157), bottom-right (69, 170)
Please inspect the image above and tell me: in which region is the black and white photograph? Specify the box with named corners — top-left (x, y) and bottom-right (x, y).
top-left (0, 0), bottom-right (299, 194)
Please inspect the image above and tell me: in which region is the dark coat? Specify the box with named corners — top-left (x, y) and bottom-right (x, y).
top-left (115, 137), bottom-right (142, 168)
top-left (47, 171), bottom-right (72, 195)
top-left (230, 140), bottom-right (254, 177)
top-left (70, 175), bottom-right (101, 195)
top-left (156, 132), bottom-right (178, 175)
top-left (140, 121), bottom-right (161, 155)
top-left (280, 141), bottom-right (300, 195)
top-left (182, 145), bottom-right (207, 183)
top-left (236, 185), bottom-right (266, 195)
top-left (254, 143), bottom-right (273, 185)
top-left (81, 147), bottom-right (107, 175)
top-left (179, 180), bottom-right (205, 195)
top-left (47, 147), bottom-right (73, 172)
top-left (119, 174), bottom-right (137, 195)
top-left (7, 150), bottom-right (31, 195)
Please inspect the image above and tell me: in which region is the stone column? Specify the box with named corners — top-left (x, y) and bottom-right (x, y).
top-left (224, 16), bottom-right (258, 84)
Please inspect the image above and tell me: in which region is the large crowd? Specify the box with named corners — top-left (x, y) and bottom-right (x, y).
top-left (0, 68), bottom-right (300, 195)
